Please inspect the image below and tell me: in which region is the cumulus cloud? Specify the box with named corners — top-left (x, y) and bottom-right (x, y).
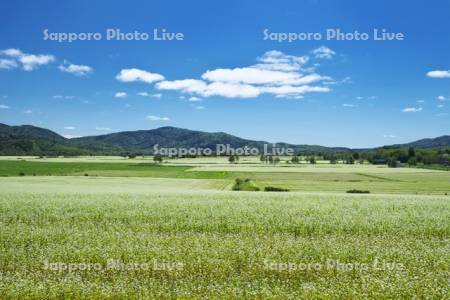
top-left (116, 68), bottom-right (164, 83)
top-left (437, 96), bottom-right (446, 101)
top-left (137, 92), bottom-right (162, 98)
top-left (402, 107), bottom-right (422, 113)
top-left (312, 46), bottom-right (336, 59)
top-left (188, 96), bottom-right (202, 102)
top-left (155, 50), bottom-right (332, 99)
top-left (254, 50), bottom-right (309, 71)
top-left (146, 115), bottom-right (170, 121)
top-left (426, 70), bottom-right (450, 78)
top-left (1, 48), bottom-right (55, 71)
top-left (59, 60), bottom-right (93, 76)
top-left (0, 59), bottom-right (17, 69)
top-left (114, 92), bottom-right (127, 98)
top-left (0, 104), bottom-right (9, 109)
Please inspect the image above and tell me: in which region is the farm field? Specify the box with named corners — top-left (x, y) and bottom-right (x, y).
top-left (0, 157), bottom-right (449, 194)
top-left (0, 157), bottom-right (449, 298)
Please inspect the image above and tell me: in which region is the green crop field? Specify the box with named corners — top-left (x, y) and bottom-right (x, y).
top-left (0, 158), bottom-right (449, 298)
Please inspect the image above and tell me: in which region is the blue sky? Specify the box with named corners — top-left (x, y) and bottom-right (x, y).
top-left (0, 0), bottom-right (449, 148)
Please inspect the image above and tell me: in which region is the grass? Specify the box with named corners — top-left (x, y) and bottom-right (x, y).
top-left (0, 179), bottom-right (449, 298)
top-left (1, 159), bottom-right (449, 194)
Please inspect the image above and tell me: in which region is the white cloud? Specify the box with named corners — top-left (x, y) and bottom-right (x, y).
top-left (275, 94), bottom-right (304, 99)
top-left (255, 50), bottom-right (309, 71)
top-left (437, 104), bottom-right (444, 108)
top-left (402, 107), bottom-right (422, 113)
top-left (0, 59), bottom-right (17, 69)
top-left (417, 100), bottom-right (425, 103)
top-left (355, 96), bottom-right (364, 100)
top-left (137, 92), bottom-right (162, 98)
top-left (23, 109), bottom-right (33, 114)
top-left (116, 68), bottom-right (164, 83)
top-left (53, 95), bottom-right (75, 100)
top-left (195, 106), bottom-right (205, 110)
top-left (58, 60), bottom-right (93, 76)
top-left (0, 104), bottom-right (9, 109)
top-left (146, 115), bottom-right (170, 121)
top-left (312, 46), bottom-right (336, 59)
top-left (95, 127), bottom-right (112, 131)
top-left (436, 113), bottom-right (448, 117)
top-left (156, 79), bottom-right (207, 94)
top-left (155, 50), bottom-right (332, 99)
top-left (2, 49), bottom-right (22, 57)
top-left (63, 126), bottom-right (75, 130)
top-left (437, 96), bottom-right (446, 101)
top-left (383, 134), bottom-right (396, 138)
top-left (426, 70), bottom-right (450, 78)
top-left (115, 92), bottom-right (127, 98)
top-left (342, 103), bottom-right (357, 107)
top-left (188, 96), bottom-right (202, 102)
top-left (1, 48), bottom-right (55, 71)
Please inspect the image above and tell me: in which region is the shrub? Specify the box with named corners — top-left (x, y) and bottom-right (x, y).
top-left (18, 172), bottom-right (25, 176)
top-left (264, 186), bottom-right (289, 192)
top-left (346, 189), bottom-right (370, 194)
top-left (232, 178), bottom-right (260, 191)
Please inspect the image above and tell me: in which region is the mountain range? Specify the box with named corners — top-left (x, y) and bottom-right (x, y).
top-left (0, 123), bottom-right (449, 156)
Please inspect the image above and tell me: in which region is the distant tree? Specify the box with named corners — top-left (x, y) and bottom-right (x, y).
top-left (153, 154), bottom-right (163, 163)
top-left (408, 157), bottom-right (417, 166)
top-left (260, 155), bottom-right (266, 163)
top-left (229, 155), bottom-right (239, 163)
top-left (291, 156), bottom-right (300, 164)
top-left (346, 156), bottom-right (355, 164)
top-left (408, 147), bottom-right (416, 158)
top-left (309, 156), bottom-right (316, 164)
top-left (274, 157), bottom-right (280, 164)
top-left (387, 158), bottom-right (397, 168)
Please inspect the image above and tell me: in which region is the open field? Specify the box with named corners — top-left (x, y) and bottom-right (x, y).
top-left (0, 157), bottom-right (449, 298)
top-left (1, 158), bottom-right (449, 194)
top-left (0, 177), bottom-right (449, 298)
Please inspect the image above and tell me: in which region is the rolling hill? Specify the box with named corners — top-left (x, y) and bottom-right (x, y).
top-left (0, 123), bottom-right (448, 156)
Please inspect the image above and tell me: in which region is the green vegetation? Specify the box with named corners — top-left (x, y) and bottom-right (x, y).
top-left (264, 186), bottom-right (289, 192)
top-left (0, 180), bottom-right (449, 298)
top-left (346, 189), bottom-right (370, 194)
top-left (1, 159), bottom-right (449, 194)
top-left (232, 178), bottom-right (260, 191)
top-left (0, 156), bottom-right (449, 298)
